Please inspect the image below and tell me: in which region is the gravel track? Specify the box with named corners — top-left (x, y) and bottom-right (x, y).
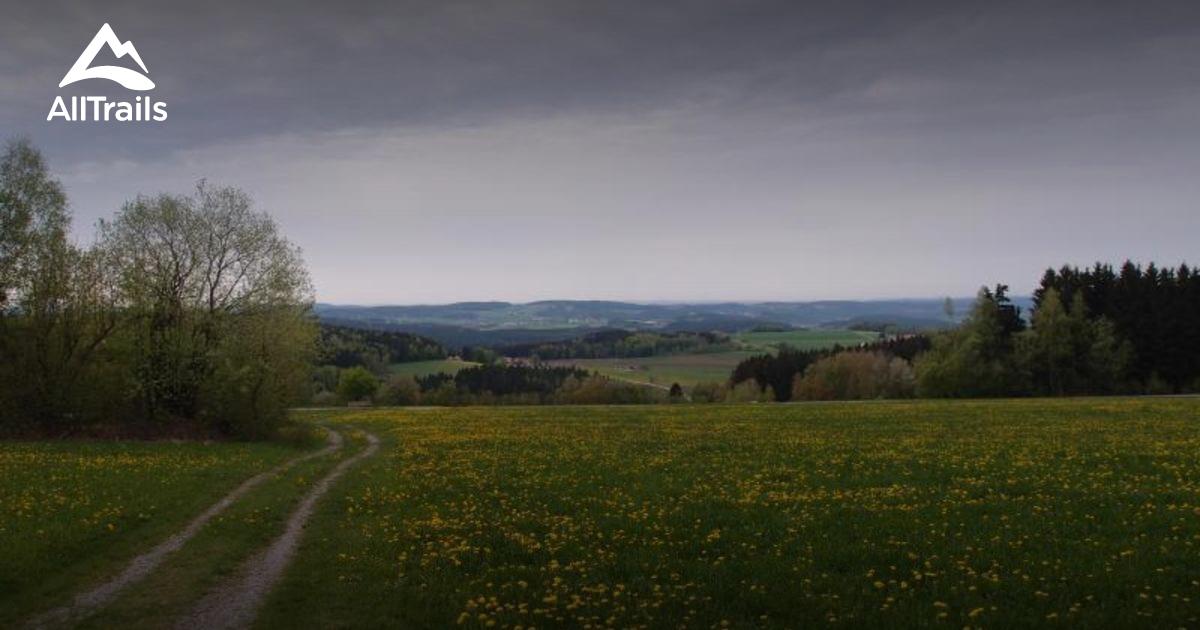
top-left (176, 430), bottom-right (380, 630)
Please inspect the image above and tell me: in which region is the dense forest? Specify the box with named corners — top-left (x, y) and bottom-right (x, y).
top-left (729, 265), bottom-right (1199, 403)
top-left (500, 329), bottom-right (731, 359)
top-left (425, 364), bottom-right (589, 397)
top-left (317, 324), bottom-right (445, 370)
top-left (1034, 262), bottom-right (1200, 390)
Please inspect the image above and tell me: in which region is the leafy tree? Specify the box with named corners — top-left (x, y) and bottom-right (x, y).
top-left (99, 182), bottom-right (314, 434)
top-left (337, 366), bottom-right (378, 403)
top-left (689, 381), bottom-right (726, 403)
top-left (915, 287), bottom-right (1027, 398)
top-left (0, 139), bottom-right (121, 430)
top-left (1018, 289), bottom-right (1130, 395)
top-left (793, 351), bottom-right (914, 401)
top-left (378, 375), bottom-right (421, 406)
top-left (0, 138), bottom-right (68, 308)
top-left (942, 296), bottom-right (956, 323)
top-left (1036, 261), bottom-right (1199, 391)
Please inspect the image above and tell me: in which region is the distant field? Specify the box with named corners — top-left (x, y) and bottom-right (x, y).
top-left (550, 329), bottom-right (879, 387)
top-left (267, 398), bottom-right (1200, 628)
top-left (550, 352), bottom-right (757, 387)
top-left (388, 358), bottom-right (479, 379)
top-left (735, 328), bottom-right (881, 352)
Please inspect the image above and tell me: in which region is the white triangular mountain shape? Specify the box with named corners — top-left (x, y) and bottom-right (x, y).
top-left (59, 23), bottom-right (155, 91)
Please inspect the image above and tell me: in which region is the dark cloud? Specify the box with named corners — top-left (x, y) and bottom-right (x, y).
top-left (2, 0), bottom-right (1198, 301)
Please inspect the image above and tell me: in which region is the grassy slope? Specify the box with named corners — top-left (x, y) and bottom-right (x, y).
top-left (0, 433), bottom-right (324, 626)
top-left (262, 399), bottom-right (1200, 629)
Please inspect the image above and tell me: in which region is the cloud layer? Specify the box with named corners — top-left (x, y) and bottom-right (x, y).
top-left (5, 0), bottom-right (1199, 301)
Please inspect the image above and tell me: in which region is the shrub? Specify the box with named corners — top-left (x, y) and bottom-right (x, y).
top-left (690, 381), bottom-right (727, 403)
top-left (793, 351), bottom-right (915, 401)
top-left (378, 375), bottom-right (421, 406)
top-left (337, 366), bottom-right (378, 404)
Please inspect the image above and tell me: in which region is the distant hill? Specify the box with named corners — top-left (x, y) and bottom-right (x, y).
top-left (314, 298), bottom-right (1031, 339)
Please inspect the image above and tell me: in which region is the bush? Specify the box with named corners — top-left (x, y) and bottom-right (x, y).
top-left (726, 380), bottom-right (772, 403)
top-left (337, 366), bottom-right (378, 404)
top-left (793, 351), bottom-right (915, 401)
top-left (556, 375), bottom-right (662, 405)
top-left (690, 381), bottom-right (727, 403)
top-left (378, 375), bottom-right (421, 406)
top-left (311, 390), bottom-right (338, 407)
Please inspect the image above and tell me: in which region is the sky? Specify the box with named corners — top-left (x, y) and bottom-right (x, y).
top-left (2, 0), bottom-right (1198, 304)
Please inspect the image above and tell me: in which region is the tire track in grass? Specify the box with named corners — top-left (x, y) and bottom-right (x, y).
top-left (26, 429), bottom-right (344, 630)
top-left (177, 430), bottom-right (380, 630)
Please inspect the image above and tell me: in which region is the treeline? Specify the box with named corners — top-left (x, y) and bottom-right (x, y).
top-left (501, 329), bottom-right (731, 359)
top-left (317, 324), bottom-right (445, 370)
top-left (325, 363), bottom-right (662, 406)
top-left (917, 267), bottom-right (1198, 397)
top-left (0, 139), bottom-right (313, 437)
top-left (730, 335), bottom-right (931, 401)
top-left (1034, 262), bottom-right (1200, 391)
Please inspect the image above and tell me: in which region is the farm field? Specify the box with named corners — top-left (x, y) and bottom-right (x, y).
top-left (389, 358), bottom-right (480, 379)
top-left (260, 398), bottom-right (1200, 628)
top-left (549, 329), bottom-right (879, 387)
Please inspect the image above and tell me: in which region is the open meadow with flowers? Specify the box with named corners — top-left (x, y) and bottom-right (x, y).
top-left (0, 433), bottom-right (328, 627)
top-left (257, 398), bottom-right (1200, 628)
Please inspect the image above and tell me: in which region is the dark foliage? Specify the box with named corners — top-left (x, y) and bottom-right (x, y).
top-left (731, 334), bottom-right (933, 401)
top-left (416, 364), bottom-right (590, 398)
top-left (1035, 261), bottom-right (1200, 390)
top-left (454, 364), bottom-right (591, 396)
top-left (500, 329), bottom-right (730, 359)
top-left (317, 324), bottom-right (445, 369)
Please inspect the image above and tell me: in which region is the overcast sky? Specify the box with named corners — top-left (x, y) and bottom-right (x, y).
top-left (3, 0), bottom-right (1198, 303)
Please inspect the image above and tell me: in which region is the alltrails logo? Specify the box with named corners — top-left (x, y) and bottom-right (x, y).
top-left (47, 23), bottom-right (167, 122)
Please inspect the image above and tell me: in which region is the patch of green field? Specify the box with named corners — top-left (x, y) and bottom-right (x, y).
top-left (547, 329), bottom-right (880, 388)
top-left (735, 328), bottom-right (881, 352)
top-left (549, 352), bottom-right (758, 388)
top-left (265, 398), bottom-right (1200, 628)
top-left (389, 358), bottom-right (479, 379)
top-left (0, 433), bottom-right (323, 626)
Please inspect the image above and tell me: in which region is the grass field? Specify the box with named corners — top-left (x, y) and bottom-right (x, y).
top-left (389, 358), bottom-right (480, 379)
top-left (0, 433), bottom-right (327, 626)
top-left (258, 398), bottom-right (1200, 628)
top-left (549, 329), bottom-right (879, 387)
top-left (7, 398), bottom-right (1199, 628)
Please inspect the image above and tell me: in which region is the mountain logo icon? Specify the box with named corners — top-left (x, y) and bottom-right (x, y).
top-left (59, 23), bottom-right (155, 91)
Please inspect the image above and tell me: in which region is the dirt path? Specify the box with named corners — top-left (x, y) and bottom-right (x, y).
top-left (177, 430), bottom-right (380, 630)
top-left (26, 429), bottom-right (344, 630)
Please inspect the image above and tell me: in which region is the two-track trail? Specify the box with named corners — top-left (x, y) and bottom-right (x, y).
top-left (26, 426), bottom-right (380, 630)
top-left (26, 429), bottom-right (344, 629)
top-left (176, 431), bottom-right (380, 630)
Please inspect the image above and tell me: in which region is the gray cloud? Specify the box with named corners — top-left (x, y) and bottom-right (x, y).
top-left (3, 0), bottom-right (1199, 301)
